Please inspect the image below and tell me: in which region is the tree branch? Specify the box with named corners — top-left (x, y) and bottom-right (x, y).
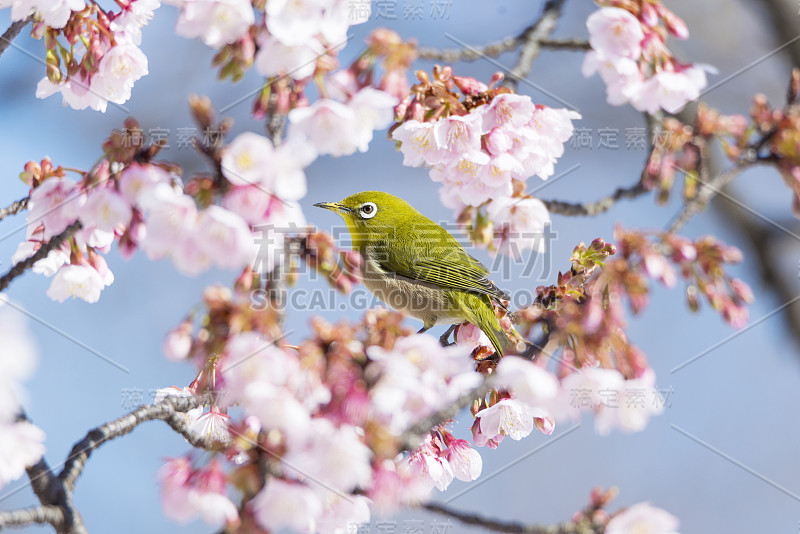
top-left (0, 220), bottom-right (82, 293)
top-left (1, 395), bottom-right (211, 533)
top-left (0, 15), bottom-right (32, 60)
top-left (504, 0), bottom-right (566, 91)
top-left (0, 197), bottom-right (28, 222)
top-left (421, 502), bottom-right (601, 534)
top-left (541, 181), bottom-right (648, 217)
top-left (60, 394), bottom-right (213, 491)
top-left (0, 506), bottom-right (66, 530)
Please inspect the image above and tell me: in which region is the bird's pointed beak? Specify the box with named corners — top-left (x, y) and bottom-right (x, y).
top-left (314, 202), bottom-right (352, 214)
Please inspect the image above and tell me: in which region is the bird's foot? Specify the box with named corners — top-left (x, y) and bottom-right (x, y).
top-left (439, 324), bottom-right (457, 347)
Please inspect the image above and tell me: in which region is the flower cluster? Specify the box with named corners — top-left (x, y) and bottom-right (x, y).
top-left (9, 0), bottom-right (159, 111)
top-left (13, 114), bottom-right (311, 302)
top-left (0, 297), bottom-right (46, 490)
top-left (288, 86), bottom-right (397, 157)
top-left (582, 4), bottom-right (712, 113)
top-left (391, 66), bottom-right (579, 255)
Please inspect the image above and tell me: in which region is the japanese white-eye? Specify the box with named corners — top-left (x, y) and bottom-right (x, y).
top-left (314, 191), bottom-right (511, 355)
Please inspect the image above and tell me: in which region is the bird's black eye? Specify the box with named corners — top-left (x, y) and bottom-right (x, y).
top-left (360, 202), bottom-right (377, 219)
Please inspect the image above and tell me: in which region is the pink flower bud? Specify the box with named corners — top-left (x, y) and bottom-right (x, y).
top-left (533, 415), bottom-right (555, 435)
top-left (452, 75), bottom-right (487, 97)
top-left (163, 321), bottom-right (193, 361)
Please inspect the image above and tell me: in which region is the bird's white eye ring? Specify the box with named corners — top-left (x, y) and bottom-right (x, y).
top-left (359, 202), bottom-right (377, 219)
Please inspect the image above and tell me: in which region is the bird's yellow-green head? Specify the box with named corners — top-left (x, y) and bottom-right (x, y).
top-left (314, 191), bottom-right (422, 250)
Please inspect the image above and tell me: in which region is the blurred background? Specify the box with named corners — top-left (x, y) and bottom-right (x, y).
top-left (1, 0), bottom-right (799, 531)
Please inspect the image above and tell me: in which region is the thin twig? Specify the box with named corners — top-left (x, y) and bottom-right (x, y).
top-left (504, 0), bottom-right (566, 91)
top-left (0, 197), bottom-right (28, 222)
top-left (416, 31), bottom-right (587, 63)
top-left (0, 15), bottom-right (33, 60)
top-left (541, 182), bottom-right (648, 217)
top-left (422, 502), bottom-right (600, 534)
top-left (0, 220), bottom-right (82, 293)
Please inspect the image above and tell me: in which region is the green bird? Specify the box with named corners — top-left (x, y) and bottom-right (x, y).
top-left (314, 191), bottom-right (512, 355)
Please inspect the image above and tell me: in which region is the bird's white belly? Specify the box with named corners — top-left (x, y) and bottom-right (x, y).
top-left (360, 257), bottom-right (463, 326)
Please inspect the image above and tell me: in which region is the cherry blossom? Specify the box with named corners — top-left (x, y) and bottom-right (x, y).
top-left (162, 321), bottom-right (193, 361)
top-left (26, 177), bottom-right (83, 240)
top-left (605, 502), bottom-right (680, 534)
top-left (79, 187), bottom-right (132, 233)
top-left (4, 0), bottom-right (85, 28)
top-left (485, 196), bottom-right (551, 256)
top-left (250, 479), bottom-right (323, 533)
top-left (586, 7), bottom-right (644, 60)
top-left (193, 205), bottom-right (255, 271)
top-left (398, 442), bottom-right (454, 492)
top-left (0, 421), bottom-right (47, 489)
top-left (110, 0), bottom-right (161, 45)
top-left (444, 438), bottom-right (482, 482)
top-left (46, 264), bottom-right (105, 303)
top-left (91, 38), bottom-right (149, 105)
top-left (493, 356), bottom-right (560, 408)
top-left (173, 0), bottom-right (255, 49)
top-left (473, 398), bottom-right (534, 447)
top-left (158, 458), bottom-right (239, 528)
top-left (253, 33), bottom-right (323, 80)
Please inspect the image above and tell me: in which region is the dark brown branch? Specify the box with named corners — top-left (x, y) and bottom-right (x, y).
top-left (0, 197), bottom-right (28, 222)
top-left (59, 394), bottom-right (213, 491)
top-left (422, 502), bottom-right (601, 534)
top-left (0, 15), bottom-right (32, 60)
top-left (1, 395), bottom-right (211, 533)
top-left (541, 181), bottom-right (648, 217)
top-left (504, 0), bottom-right (566, 91)
top-left (0, 220), bottom-right (82, 293)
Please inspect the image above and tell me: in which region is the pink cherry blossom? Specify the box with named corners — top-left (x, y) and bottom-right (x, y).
top-left (283, 418), bottom-right (372, 492)
top-left (189, 408), bottom-right (231, 443)
top-left (159, 458), bottom-right (239, 528)
top-left (586, 7), bottom-right (644, 60)
top-left (221, 132), bottom-right (275, 187)
top-left (79, 187), bottom-right (132, 233)
top-left (433, 113), bottom-right (489, 165)
top-left (445, 438), bottom-right (482, 482)
top-left (174, 0), bottom-right (254, 48)
top-left (118, 163), bottom-right (173, 205)
top-left (582, 51), bottom-right (643, 106)
top-left (250, 479), bottom-right (323, 533)
top-left (254, 33), bottom-right (322, 80)
top-left (348, 87), bottom-right (399, 151)
top-left (0, 421), bottom-right (46, 489)
top-left (480, 93), bottom-right (536, 131)
top-left (162, 322), bottom-right (192, 361)
top-left (36, 71), bottom-right (109, 112)
top-left (605, 502), bottom-right (680, 534)
top-left (46, 264), bottom-right (105, 303)
top-left (486, 196), bottom-right (551, 256)
top-left (398, 442), bottom-right (454, 492)
top-left (493, 356), bottom-right (560, 408)
top-left (7, 0), bottom-right (85, 28)
top-left (110, 0), bottom-right (161, 45)
top-left (139, 186), bottom-right (198, 260)
top-left (454, 322), bottom-right (492, 352)
top-left (27, 177), bottom-right (84, 240)
top-left (593, 368), bottom-right (666, 435)
top-left (288, 99), bottom-right (362, 156)
top-left (193, 205), bottom-right (255, 271)
top-left (368, 459), bottom-right (432, 513)
top-left (265, 0), bottom-right (325, 46)
top-left (391, 120), bottom-right (447, 167)
top-left (267, 133), bottom-right (317, 200)
top-left (630, 66), bottom-right (712, 114)
top-left (91, 39), bottom-right (149, 105)
top-left (316, 494), bottom-right (370, 534)
top-left (367, 334), bottom-right (479, 434)
top-left (474, 398), bottom-right (534, 446)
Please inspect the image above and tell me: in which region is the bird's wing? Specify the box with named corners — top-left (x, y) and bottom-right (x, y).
top-left (376, 220), bottom-right (510, 304)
